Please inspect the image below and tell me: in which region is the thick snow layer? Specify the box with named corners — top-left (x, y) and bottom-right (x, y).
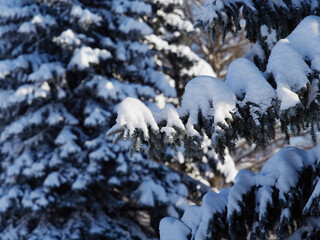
top-left (108, 97), bottom-right (159, 139)
top-left (152, 104), bottom-right (185, 137)
top-left (267, 39), bottom-right (310, 110)
top-left (227, 169), bottom-right (255, 216)
top-left (201, 135), bottom-right (238, 183)
top-left (265, 16), bottom-right (320, 110)
top-left (259, 147), bottom-right (307, 200)
top-left (161, 145), bottom-right (320, 240)
top-left (179, 76), bottom-right (235, 135)
top-left (303, 179), bottom-right (320, 213)
top-left (287, 16), bottom-right (320, 72)
top-left (216, 153), bottom-right (238, 183)
top-left (303, 146), bottom-right (320, 214)
top-left (160, 217), bottom-right (190, 240)
top-left (187, 58), bottom-right (216, 77)
top-left (68, 46), bottom-right (111, 70)
top-left (256, 185), bottom-right (274, 221)
top-left (181, 190), bottom-right (229, 240)
top-left (308, 144), bottom-right (320, 165)
top-left (179, 205), bottom-right (199, 238)
top-left (245, 42), bottom-right (265, 62)
top-left (227, 147), bottom-right (307, 220)
top-left (226, 58), bottom-right (275, 112)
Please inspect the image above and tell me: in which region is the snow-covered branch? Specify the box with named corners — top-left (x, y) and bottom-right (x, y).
top-left (109, 16), bottom-right (320, 160)
top-left (160, 145), bottom-right (320, 239)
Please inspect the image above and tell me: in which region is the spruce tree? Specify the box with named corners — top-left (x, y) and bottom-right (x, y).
top-left (0, 0), bottom-right (213, 238)
top-left (109, 0), bottom-right (320, 238)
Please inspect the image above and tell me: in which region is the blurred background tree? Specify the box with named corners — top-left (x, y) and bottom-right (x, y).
top-left (0, 0), bottom-right (215, 239)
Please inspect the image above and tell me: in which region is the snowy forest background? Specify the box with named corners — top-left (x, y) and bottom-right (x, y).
top-left (1, 0), bottom-right (320, 239)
